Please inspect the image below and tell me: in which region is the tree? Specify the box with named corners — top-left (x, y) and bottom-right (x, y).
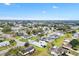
top-left (5, 47), bottom-right (21, 56)
top-left (38, 33), bottom-right (44, 37)
top-left (26, 28), bottom-right (32, 35)
top-left (70, 39), bottom-right (79, 50)
top-left (0, 40), bottom-right (3, 42)
top-left (32, 29), bottom-right (38, 34)
top-left (9, 40), bottom-right (16, 46)
top-left (24, 42), bottom-right (29, 47)
top-left (71, 30), bottom-right (76, 34)
top-left (2, 25), bottom-right (11, 33)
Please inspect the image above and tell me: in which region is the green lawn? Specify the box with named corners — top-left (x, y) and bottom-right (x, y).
top-left (31, 36), bottom-right (38, 40)
top-left (5, 38), bottom-right (10, 41)
top-left (65, 33), bottom-right (72, 38)
top-left (53, 36), bottom-right (65, 47)
top-left (53, 33), bottom-right (72, 47)
top-left (0, 45), bottom-right (11, 51)
top-left (19, 38), bottom-right (28, 42)
top-left (11, 41), bottom-right (17, 46)
top-left (15, 36), bottom-right (21, 39)
top-left (31, 45), bottom-right (50, 56)
top-left (5, 46), bottom-right (26, 56)
top-left (76, 29), bottom-right (79, 32)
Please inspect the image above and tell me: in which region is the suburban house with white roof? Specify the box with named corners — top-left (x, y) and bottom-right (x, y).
top-left (53, 31), bottom-right (64, 36)
top-left (0, 41), bottom-right (10, 47)
top-left (28, 40), bottom-right (47, 48)
top-left (19, 46), bottom-right (35, 55)
top-left (73, 32), bottom-right (79, 39)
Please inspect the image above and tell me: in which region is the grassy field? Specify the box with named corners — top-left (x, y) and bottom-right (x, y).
top-left (19, 38), bottom-right (28, 42)
top-left (53, 36), bottom-right (65, 47)
top-left (0, 45), bottom-right (11, 51)
top-left (31, 36), bottom-right (38, 41)
top-left (76, 29), bottom-right (79, 32)
top-left (15, 36), bottom-right (21, 39)
top-left (53, 33), bottom-right (72, 47)
top-left (65, 33), bottom-right (72, 38)
top-left (31, 45), bottom-right (50, 56)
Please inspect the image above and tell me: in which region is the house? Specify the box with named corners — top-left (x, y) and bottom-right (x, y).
top-left (39, 41), bottom-right (47, 48)
top-left (0, 31), bottom-right (3, 35)
top-left (28, 40), bottom-right (47, 48)
top-left (16, 32), bottom-right (24, 36)
top-left (62, 38), bottom-right (72, 49)
top-left (47, 34), bottom-right (59, 42)
top-left (2, 34), bottom-right (13, 39)
top-left (43, 26), bottom-right (50, 31)
top-left (53, 31), bottom-right (64, 36)
top-left (40, 37), bottom-right (48, 42)
top-left (49, 34), bottom-right (59, 39)
top-left (0, 41), bottom-right (10, 47)
top-left (71, 26), bottom-right (79, 30)
top-left (0, 37), bottom-right (4, 40)
top-left (50, 46), bottom-right (68, 56)
top-left (11, 27), bottom-right (20, 32)
top-left (73, 32), bottom-right (79, 39)
top-left (62, 44), bottom-right (72, 50)
top-left (40, 34), bottom-right (59, 42)
top-left (63, 38), bottom-right (71, 45)
top-left (21, 35), bottom-right (30, 39)
top-left (0, 27), bottom-right (3, 31)
top-left (19, 46), bottom-right (35, 55)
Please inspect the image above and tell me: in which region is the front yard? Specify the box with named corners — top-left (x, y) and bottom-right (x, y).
top-left (53, 33), bottom-right (72, 47)
top-left (53, 36), bottom-right (65, 47)
top-left (31, 45), bottom-right (50, 56)
top-left (0, 45), bottom-right (11, 51)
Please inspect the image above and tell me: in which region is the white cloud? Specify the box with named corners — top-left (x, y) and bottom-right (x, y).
top-left (0, 16), bottom-right (35, 20)
top-left (53, 17), bottom-right (70, 20)
top-left (4, 3), bottom-right (11, 6)
top-left (52, 5), bottom-right (58, 9)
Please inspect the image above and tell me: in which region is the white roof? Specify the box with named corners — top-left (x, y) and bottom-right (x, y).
top-left (0, 41), bottom-right (10, 47)
top-left (64, 39), bottom-right (70, 42)
top-left (28, 40), bottom-right (47, 47)
top-left (53, 46), bottom-right (57, 48)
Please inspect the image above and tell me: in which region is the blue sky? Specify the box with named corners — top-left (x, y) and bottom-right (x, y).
top-left (0, 3), bottom-right (79, 20)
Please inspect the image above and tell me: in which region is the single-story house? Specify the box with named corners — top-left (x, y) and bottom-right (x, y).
top-left (46, 34), bottom-right (59, 42)
top-left (40, 34), bottom-right (59, 42)
top-left (63, 38), bottom-right (71, 45)
top-left (53, 31), bottom-right (64, 36)
top-left (2, 34), bottom-right (13, 39)
top-left (0, 37), bottom-right (4, 40)
top-left (62, 44), bottom-right (72, 49)
top-left (0, 27), bottom-right (3, 30)
top-left (21, 35), bottom-right (30, 39)
top-left (40, 37), bottom-right (48, 42)
top-left (0, 31), bottom-right (3, 35)
top-left (73, 32), bottom-right (79, 39)
top-left (28, 40), bottom-right (47, 48)
top-left (16, 32), bottom-right (24, 36)
top-left (50, 46), bottom-right (68, 56)
top-left (62, 38), bottom-right (72, 49)
top-left (19, 46), bottom-right (35, 55)
top-left (0, 41), bottom-right (10, 47)
top-left (11, 27), bottom-right (20, 32)
top-left (48, 34), bottom-right (59, 39)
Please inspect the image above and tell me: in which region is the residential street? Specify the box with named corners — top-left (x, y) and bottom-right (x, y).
top-left (14, 39), bottom-right (26, 47)
top-left (0, 38), bottom-right (26, 56)
top-left (0, 48), bottom-right (11, 56)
